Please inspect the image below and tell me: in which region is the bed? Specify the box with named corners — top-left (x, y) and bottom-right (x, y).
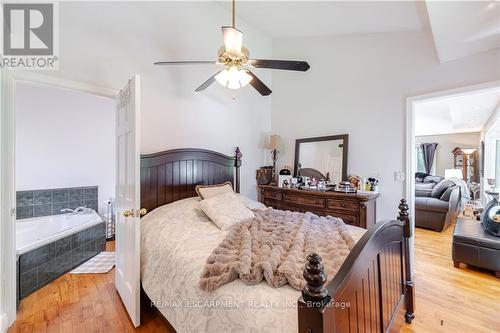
top-left (140, 148), bottom-right (415, 333)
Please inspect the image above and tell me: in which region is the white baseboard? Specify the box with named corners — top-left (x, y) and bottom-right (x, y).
top-left (0, 313), bottom-right (9, 333)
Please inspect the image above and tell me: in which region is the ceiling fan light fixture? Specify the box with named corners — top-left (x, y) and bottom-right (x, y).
top-left (215, 66), bottom-right (253, 89)
top-left (222, 26), bottom-right (243, 58)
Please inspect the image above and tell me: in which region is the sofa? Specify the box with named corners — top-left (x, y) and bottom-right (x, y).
top-left (415, 174), bottom-right (462, 232)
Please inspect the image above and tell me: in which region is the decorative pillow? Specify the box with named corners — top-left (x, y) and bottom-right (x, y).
top-left (431, 180), bottom-right (454, 198)
top-left (199, 192), bottom-right (255, 230)
top-left (236, 193), bottom-right (267, 210)
top-left (424, 175), bottom-right (444, 184)
top-left (195, 181), bottom-right (233, 199)
top-left (440, 186), bottom-right (455, 202)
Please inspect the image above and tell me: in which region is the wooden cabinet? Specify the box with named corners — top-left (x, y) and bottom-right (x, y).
top-left (258, 185), bottom-right (379, 229)
top-left (452, 147), bottom-right (478, 182)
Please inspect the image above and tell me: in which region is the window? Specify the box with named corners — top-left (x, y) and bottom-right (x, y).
top-left (416, 146), bottom-right (426, 173)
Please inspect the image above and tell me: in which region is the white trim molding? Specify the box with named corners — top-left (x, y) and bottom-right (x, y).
top-left (0, 71), bottom-right (118, 330)
top-left (405, 80), bottom-right (500, 275)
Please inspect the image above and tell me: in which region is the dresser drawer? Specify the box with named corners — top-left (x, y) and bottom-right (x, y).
top-left (327, 199), bottom-right (359, 212)
top-left (284, 194), bottom-right (325, 208)
top-left (262, 191), bottom-right (282, 201)
top-left (332, 213), bottom-right (358, 226)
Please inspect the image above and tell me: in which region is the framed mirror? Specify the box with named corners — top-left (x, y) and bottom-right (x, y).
top-left (293, 134), bottom-right (348, 183)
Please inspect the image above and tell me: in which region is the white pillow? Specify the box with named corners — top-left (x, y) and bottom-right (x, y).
top-left (199, 192), bottom-right (255, 230)
top-left (195, 182), bottom-right (234, 199)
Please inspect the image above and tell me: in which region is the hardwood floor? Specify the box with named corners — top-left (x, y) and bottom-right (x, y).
top-left (9, 224), bottom-right (500, 333)
top-left (401, 221), bottom-right (500, 333)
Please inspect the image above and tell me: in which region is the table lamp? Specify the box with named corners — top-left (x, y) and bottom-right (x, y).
top-left (267, 135), bottom-right (281, 185)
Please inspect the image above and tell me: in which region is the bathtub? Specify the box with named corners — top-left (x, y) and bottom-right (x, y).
top-left (16, 211), bottom-right (106, 300)
top-left (17, 211), bottom-right (103, 255)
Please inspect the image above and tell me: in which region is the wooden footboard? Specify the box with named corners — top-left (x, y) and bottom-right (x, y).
top-left (298, 199), bottom-right (415, 333)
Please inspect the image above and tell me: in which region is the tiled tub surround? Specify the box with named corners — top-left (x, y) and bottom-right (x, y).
top-left (17, 222), bottom-right (106, 300)
top-left (16, 186), bottom-right (98, 220)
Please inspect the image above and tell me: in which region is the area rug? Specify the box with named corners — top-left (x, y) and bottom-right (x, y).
top-left (70, 251), bottom-right (115, 274)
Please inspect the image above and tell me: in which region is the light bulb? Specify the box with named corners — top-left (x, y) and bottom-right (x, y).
top-left (222, 27), bottom-right (243, 58)
top-left (215, 66), bottom-right (253, 89)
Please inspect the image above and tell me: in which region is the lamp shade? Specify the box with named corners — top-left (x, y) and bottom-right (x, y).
top-left (445, 169), bottom-right (463, 179)
top-left (268, 135), bottom-right (281, 150)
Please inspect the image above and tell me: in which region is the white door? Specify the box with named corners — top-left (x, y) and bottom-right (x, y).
top-left (115, 75), bottom-right (141, 327)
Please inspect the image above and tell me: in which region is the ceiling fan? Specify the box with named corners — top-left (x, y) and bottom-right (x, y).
top-left (153, 0), bottom-right (310, 96)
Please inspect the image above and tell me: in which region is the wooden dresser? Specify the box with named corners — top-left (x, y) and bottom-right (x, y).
top-left (259, 185), bottom-right (379, 229)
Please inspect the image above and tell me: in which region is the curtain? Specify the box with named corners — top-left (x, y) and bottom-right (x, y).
top-left (421, 143), bottom-right (438, 174)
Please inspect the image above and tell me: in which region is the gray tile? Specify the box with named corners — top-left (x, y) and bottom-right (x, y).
top-left (52, 189), bottom-right (68, 203)
top-left (16, 191), bottom-right (33, 207)
top-left (33, 190), bottom-right (51, 205)
top-left (84, 200), bottom-right (98, 212)
top-left (85, 225), bottom-right (98, 243)
top-left (69, 201), bottom-right (85, 210)
top-left (20, 268), bottom-right (37, 296)
top-left (34, 204), bottom-right (52, 217)
top-left (19, 243), bottom-right (55, 272)
top-left (69, 188), bottom-right (84, 202)
top-left (71, 230), bottom-right (86, 249)
top-left (52, 202), bottom-right (69, 215)
top-left (72, 245), bottom-right (86, 267)
top-left (84, 187), bottom-right (98, 200)
top-left (16, 206), bottom-right (33, 220)
top-left (84, 240), bottom-right (97, 258)
top-left (97, 223), bottom-right (106, 237)
top-left (96, 236), bottom-right (106, 252)
top-left (55, 252), bottom-right (72, 274)
top-left (55, 236), bottom-right (72, 256)
top-left (38, 259), bottom-right (55, 285)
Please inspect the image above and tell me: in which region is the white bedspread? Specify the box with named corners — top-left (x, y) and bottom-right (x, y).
top-left (140, 196), bottom-right (365, 333)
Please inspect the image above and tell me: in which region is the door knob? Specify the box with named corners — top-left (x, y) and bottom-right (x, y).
top-left (123, 208), bottom-right (147, 218)
top-left (123, 209), bottom-right (134, 217)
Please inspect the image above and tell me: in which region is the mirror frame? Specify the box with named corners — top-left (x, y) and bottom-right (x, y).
top-left (293, 134), bottom-right (349, 180)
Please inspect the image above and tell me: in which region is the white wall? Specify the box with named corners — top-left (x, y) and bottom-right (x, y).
top-left (481, 104), bottom-right (500, 197)
top-left (415, 132), bottom-right (480, 177)
top-left (40, 2), bottom-right (273, 200)
top-left (15, 83), bottom-right (115, 214)
top-left (271, 31), bottom-right (500, 219)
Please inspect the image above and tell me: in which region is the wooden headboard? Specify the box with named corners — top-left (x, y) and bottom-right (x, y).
top-left (140, 148), bottom-right (242, 212)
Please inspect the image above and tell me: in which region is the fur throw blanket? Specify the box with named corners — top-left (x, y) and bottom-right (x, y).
top-left (200, 208), bottom-right (356, 291)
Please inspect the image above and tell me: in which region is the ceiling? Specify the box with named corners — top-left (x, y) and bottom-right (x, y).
top-left (218, 1), bottom-right (429, 38)
top-left (415, 88), bottom-right (500, 136)
top-left (219, 1), bottom-right (499, 63)
top-left (426, 1), bottom-right (500, 63)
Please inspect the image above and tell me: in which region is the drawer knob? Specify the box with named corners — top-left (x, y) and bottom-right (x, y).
top-left (315, 201), bottom-right (320, 204)
top-left (341, 203), bottom-right (347, 207)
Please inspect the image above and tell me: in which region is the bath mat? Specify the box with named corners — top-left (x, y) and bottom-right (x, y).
top-left (70, 252), bottom-right (115, 274)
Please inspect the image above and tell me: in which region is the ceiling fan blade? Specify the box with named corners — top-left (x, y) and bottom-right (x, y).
top-left (195, 70), bottom-right (223, 92)
top-left (248, 59), bottom-right (310, 71)
top-left (246, 70), bottom-right (272, 96)
top-left (154, 61), bottom-right (216, 66)
top-left (222, 26), bottom-right (243, 58)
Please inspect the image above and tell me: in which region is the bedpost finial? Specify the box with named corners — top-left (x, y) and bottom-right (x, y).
top-left (302, 253), bottom-right (330, 306)
top-left (235, 147), bottom-right (242, 160)
top-left (398, 199), bottom-right (409, 222)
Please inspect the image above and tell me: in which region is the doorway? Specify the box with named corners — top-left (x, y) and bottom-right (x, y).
top-left (0, 72), bottom-right (119, 330)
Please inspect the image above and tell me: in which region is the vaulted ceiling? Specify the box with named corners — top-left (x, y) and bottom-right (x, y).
top-left (218, 1), bottom-right (429, 38)
top-left (220, 1), bottom-right (499, 63)
top-left (415, 88), bottom-right (500, 136)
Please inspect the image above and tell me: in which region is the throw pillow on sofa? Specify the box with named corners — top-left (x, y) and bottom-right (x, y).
top-left (431, 180), bottom-right (454, 198)
top-left (440, 186), bottom-right (455, 201)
